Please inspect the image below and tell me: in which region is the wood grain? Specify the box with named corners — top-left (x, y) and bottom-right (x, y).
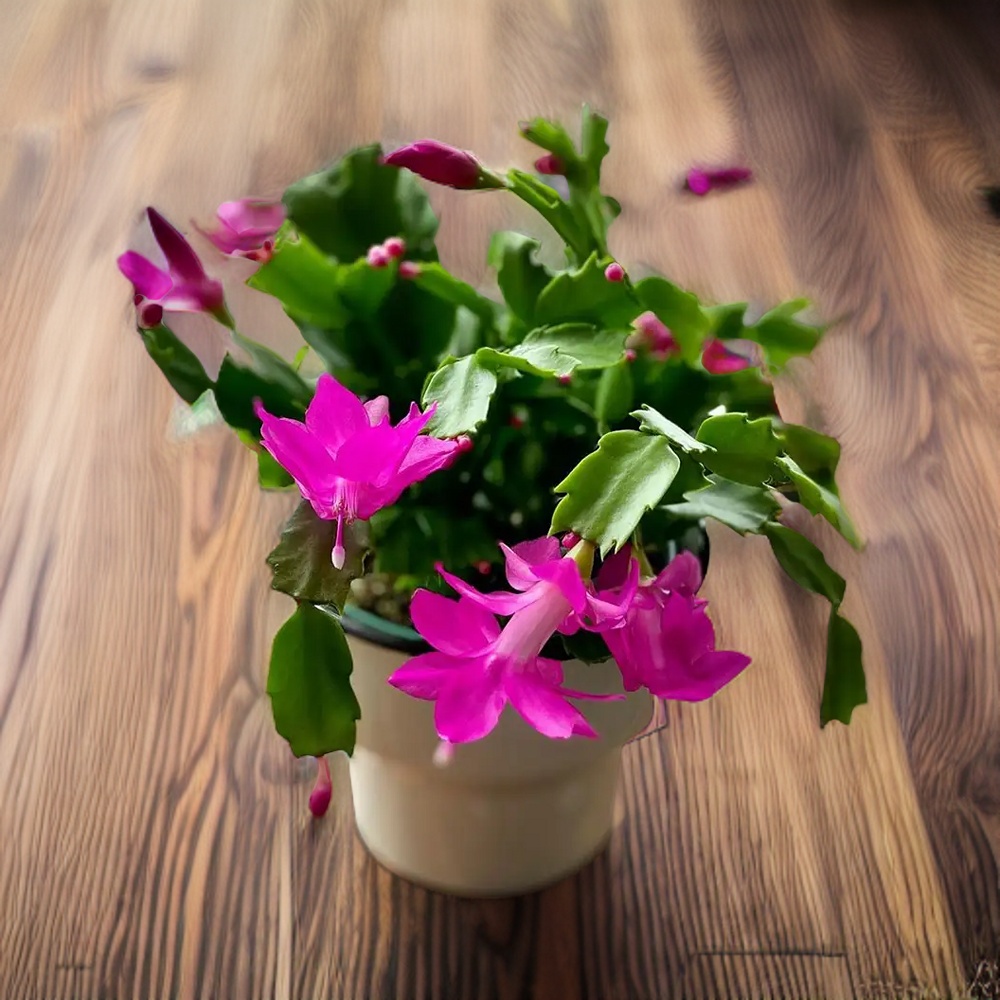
top-left (1, 0), bottom-right (998, 996)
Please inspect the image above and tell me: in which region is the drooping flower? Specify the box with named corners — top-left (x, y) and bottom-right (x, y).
top-left (383, 140), bottom-right (505, 190)
top-left (702, 338), bottom-right (753, 374)
top-left (255, 374), bottom-right (468, 568)
top-left (598, 548), bottom-right (751, 700)
top-left (118, 207), bottom-right (228, 326)
top-left (684, 166), bottom-right (753, 196)
top-left (628, 311), bottom-right (679, 359)
top-left (197, 197), bottom-right (285, 260)
top-left (388, 538), bottom-right (635, 743)
top-left (308, 755), bottom-right (332, 818)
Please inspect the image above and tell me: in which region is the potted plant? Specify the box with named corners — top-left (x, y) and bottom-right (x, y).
top-left (118, 109), bottom-right (865, 897)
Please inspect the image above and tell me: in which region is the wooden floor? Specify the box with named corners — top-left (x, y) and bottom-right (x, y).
top-left (2, 0), bottom-right (999, 997)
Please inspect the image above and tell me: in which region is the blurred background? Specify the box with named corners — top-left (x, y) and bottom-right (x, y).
top-left (2, 1), bottom-right (999, 997)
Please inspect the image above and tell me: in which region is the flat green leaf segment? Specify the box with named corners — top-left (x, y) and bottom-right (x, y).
top-left (822, 612), bottom-right (866, 727)
top-left (422, 355), bottom-right (498, 436)
top-left (663, 475), bottom-right (780, 534)
top-left (139, 324), bottom-right (212, 405)
top-left (551, 431), bottom-right (680, 554)
top-left (633, 405), bottom-right (710, 453)
top-left (283, 144), bottom-right (439, 262)
top-left (763, 522), bottom-right (865, 725)
top-left (267, 501), bottom-right (371, 606)
top-left (743, 299), bottom-right (823, 370)
top-left (777, 455), bottom-right (862, 549)
top-left (535, 254), bottom-right (639, 327)
top-left (488, 231), bottom-right (551, 325)
top-left (267, 604), bottom-right (361, 758)
top-left (477, 324), bottom-right (627, 379)
top-left (696, 413), bottom-right (780, 484)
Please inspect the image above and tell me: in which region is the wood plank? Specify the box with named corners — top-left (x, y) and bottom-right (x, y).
top-left (0, 0), bottom-right (996, 996)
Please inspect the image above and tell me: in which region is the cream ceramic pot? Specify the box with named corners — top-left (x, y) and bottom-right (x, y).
top-left (345, 624), bottom-right (653, 897)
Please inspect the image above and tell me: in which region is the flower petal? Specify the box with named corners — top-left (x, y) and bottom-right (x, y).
top-left (363, 395), bottom-right (391, 426)
top-left (117, 251), bottom-right (173, 301)
top-left (389, 434), bottom-right (463, 490)
top-left (147, 207), bottom-right (208, 283)
top-left (388, 651), bottom-right (463, 699)
top-left (255, 403), bottom-right (337, 510)
top-left (216, 198), bottom-right (285, 238)
top-left (595, 544), bottom-right (633, 591)
top-left (304, 374), bottom-right (370, 455)
top-left (436, 564), bottom-right (538, 616)
top-left (433, 659), bottom-right (507, 743)
top-left (651, 650), bottom-right (751, 701)
top-left (506, 670), bottom-right (598, 739)
top-left (410, 590), bottom-right (499, 655)
top-left (702, 338), bottom-right (752, 374)
top-left (532, 556), bottom-right (588, 615)
top-left (655, 551), bottom-right (703, 595)
top-left (501, 537), bottom-right (560, 591)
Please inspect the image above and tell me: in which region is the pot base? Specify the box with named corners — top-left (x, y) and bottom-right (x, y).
top-left (350, 746), bottom-right (624, 897)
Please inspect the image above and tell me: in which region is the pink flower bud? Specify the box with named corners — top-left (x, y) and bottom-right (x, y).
top-left (509, 414), bottom-right (525, 429)
top-left (308, 756), bottom-right (332, 818)
top-left (701, 338), bottom-right (753, 374)
top-left (534, 154), bottom-right (566, 176)
top-left (562, 531), bottom-right (581, 549)
top-left (384, 140), bottom-right (503, 190)
top-left (604, 262), bottom-right (625, 282)
top-left (455, 434), bottom-right (473, 452)
top-left (398, 260), bottom-right (421, 280)
top-left (684, 166), bottom-right (753, 196)
top-left (557, 373), bottom-right (572, 385)
top-left (366, 244), bottom-right (390, 268)
top-left (623, 348), bottom-right (638, 362)
top-left (383, 236), bottom-right (406, 259)
top-left (138, 300), bottom-right (164, 328)
top-left (476, 560), bottom-right (492, 575)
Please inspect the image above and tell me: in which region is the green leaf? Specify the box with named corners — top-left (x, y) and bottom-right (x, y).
top-left (514, 324), bottom-right (627, 371)
top-left (488, 231), bottom-right (551, 324)
top-left (283, 144), bottom-right (439, 261)
top-left (775, 422), bottom-right (841, 478)
top-left (247, 235), bottom-right (348, 329)
top-left (213, 350), bottom-right (311, 437)
top-left (821, 610), bottom-right (866, 726)
top-left (267, 604), bottom-right (361, 757)
top-left (411, 262), bottom-right (497, 327)
top-left (267, 501), bottom-right (371, 607)
top-left (743, 298), bottom-right (823, 370)
top-left (551, 430), bottom-right (680, 555)
top-left (634, 277), bottom-right (711, 362)
top-left (257, 448), bottom-right (294, 490)
top-left (776, 455), bottom-right (862, 549)
top-left (535, 253), bottom-right (638, 328)
top-left (763, 522), bottom-right (846, 606)
top-left (138, 324), bottom-right (212, 405)
top-left (705, 301), bottom-right (748, 341)
top-left (505, 168), bottom-right (591, 260)
top-left (519, 117), bottom-right (579, 164)
top-left (632, 404), bottom-right (711, 454)
top-left (662, 475), bottom-right (780, 535)
top-left (335, 256), bottom-right (396, 317)
top-left (595, 363), bottom-right (634, 425)
top-left (696, 412), bottom-right (781, 484)
top-left (422, 354), bottom-right (498, 436)
top-left (579, 106), bottom-right (610, 179)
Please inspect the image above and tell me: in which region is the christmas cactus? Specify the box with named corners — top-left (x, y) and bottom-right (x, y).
top-left (120, 109), bottom-right (865, 801)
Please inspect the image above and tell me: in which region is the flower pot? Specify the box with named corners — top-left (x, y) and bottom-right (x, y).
top-left (342, 608), bottom-right (653, 897)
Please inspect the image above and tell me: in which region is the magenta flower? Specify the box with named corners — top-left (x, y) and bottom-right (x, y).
top-left (605, 262), bottom-right (625, 282)
top-left (685, 166), bottom-right (753, 196)
top-left (118, 207), bottom-right (227, 326)
top-left (255, 374), bottom-right (467, 568)
top-left (702, 338), bottom-right (753, 374)
top-left (308, 756), bottom-right (332, 818)
top-left (628, 311), bottom-right (679, 359)
top-left (598, 549), bottom-right (751, 700)
top-left (383, 140), bottom-right (505, 190)
top-left (388, 538), bottom-right (634, 743)
top-left (197, 197), bottom-right (285, 260)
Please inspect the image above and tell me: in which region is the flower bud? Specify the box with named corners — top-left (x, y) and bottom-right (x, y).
top-left (534, 154), bottom-right (566, 176)
top-left (604, 262), bottom-right (625, 282)
top-left (384, 140), bottom-right (504, 190)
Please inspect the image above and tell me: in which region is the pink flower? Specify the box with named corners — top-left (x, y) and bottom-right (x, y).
top-left (685, 166), bottom-right (753, 196)
top-left (197, 198), bottom-right (285, 260)
top-left (388, 538), bottom-right (635, 743)
top-left (118, 207), bottom-right (228, 325)
top-left (308, 756), bottom-right (332, 818)
top-left (534, 154), bottom-right (566, 175)
top-left (383, 140), bottom-right (504, 190)
top-left (598, 549), bottom-right (751, 700)
top-left (255, 374), bottom-right (466, 568)
top-left (628, 311), bottom-right (679, 359)
top-left (604, 262), bottom-right (625, 282)
top-left (702, 338), bottom-right (753, 374)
